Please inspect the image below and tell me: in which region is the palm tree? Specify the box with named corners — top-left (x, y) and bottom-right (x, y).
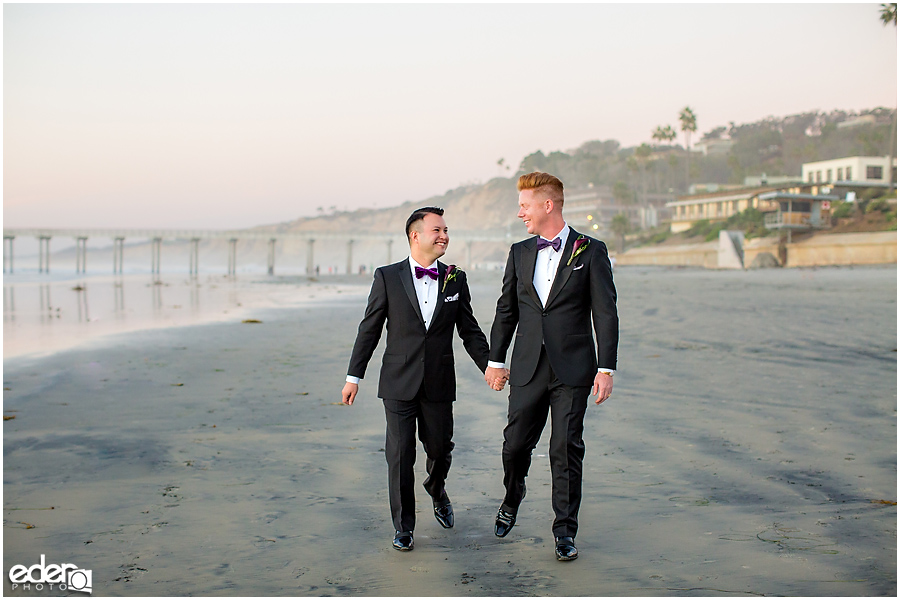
top-left (651, 125), bottom-right (677, 146)
top-left (667, 152), bottom-right (680, 193)
top-left (613, 180), bottom-right (633, 207)
top-left (625, 156), bottom-right (639, 203)
top-left (878, 7), bottom-right (897, 165)
top-left (880, 3), bottom-right (897, 26)
top-left (634, 144), bottom-right (653, 206)
top-left (679, 106), bottom-right (698, 188)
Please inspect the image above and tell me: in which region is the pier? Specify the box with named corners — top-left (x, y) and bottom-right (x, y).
top-left (2, 227), bottom-right (516, 275)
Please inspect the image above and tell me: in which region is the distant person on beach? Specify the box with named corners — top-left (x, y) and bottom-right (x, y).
top-left (484, 172), bottom-right (619, 561)
top-left (341, 206), bottom-right (506, 552)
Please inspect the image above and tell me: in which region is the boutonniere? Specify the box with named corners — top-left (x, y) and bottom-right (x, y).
top-left (442, 265), bottom-right (460, 293)
top-left (567, 235), bottom-right (590, 266)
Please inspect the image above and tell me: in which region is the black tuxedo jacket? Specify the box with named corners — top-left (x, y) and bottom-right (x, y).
top-left (347, 259), bottom-right (489, 402)
top-left (489, 228), bottom-right (618, 388)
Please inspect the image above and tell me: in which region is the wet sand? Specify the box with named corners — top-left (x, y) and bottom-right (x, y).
top-left (3, 266), bottom-right (896, 596)
top-left (2, 272), bottom-right (364, 359)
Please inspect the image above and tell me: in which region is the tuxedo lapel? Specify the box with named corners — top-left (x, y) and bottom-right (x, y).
top-left (544, 228), bottom-right (579, 310)
top-left (521, 238), bottom-right (542, 307)
top-left (398, 262), bottom-right (426, 328)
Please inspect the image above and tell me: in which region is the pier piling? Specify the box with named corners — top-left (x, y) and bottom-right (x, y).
top-left (267, 238), bottom-right (276, 275)
top-left (306, 239), bottom-right (315, 275)
top-left (38, 236), bottom-right (51, 273)
top-left (3, 236), bottom-right (13, 274)
top-left (75, 237), bottom-right (88, 273)
top-left (189, 238), bottom-right (200, 277)
top-left (227, 239), bottom-right (238, 275)
top-left (151, 238), bottom-right (162, 274)
top-left (113, 237), bottom-right (125, 274)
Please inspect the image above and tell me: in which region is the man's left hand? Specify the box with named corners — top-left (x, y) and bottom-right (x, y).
top-left (592, 372), bottom-right (613, 405)
top-left (485, 366), bottom-right (509, 391)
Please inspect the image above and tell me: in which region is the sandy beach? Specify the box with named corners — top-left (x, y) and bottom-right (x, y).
top-left (3, 265), bottom-right (896, 596)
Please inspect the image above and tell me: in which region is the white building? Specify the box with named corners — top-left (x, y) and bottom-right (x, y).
top-left (694, 138), bottom-right (734, 156)
top-left (564, 188), bottom-right (641, 235)
top-left (743, 174), bottom-right (800, 187)
top-left (801, 156), bottom-right (897, 185)
top-left (836, 115), bottom-right (877, 129)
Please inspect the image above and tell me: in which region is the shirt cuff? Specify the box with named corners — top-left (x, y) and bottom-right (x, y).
top-left (487, 361), bottom-right (506, 370)
top-left (598, 369), bottom-right (615, 376)
top-left (346, 375), bottom-right (361, 384)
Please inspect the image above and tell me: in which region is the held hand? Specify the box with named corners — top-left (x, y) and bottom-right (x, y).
top-left (485, 367), bottom-right (509, 392)
top-left (592, 372), bottom-right (613, 405)
top-left (342, 382), bottom-right (359, 406)
top-left (485, 366), bottom-right (504, 388)
top-left (490, 369), bottom-right (510, 391)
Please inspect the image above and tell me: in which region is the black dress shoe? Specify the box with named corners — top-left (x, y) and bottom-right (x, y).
top-left (434, 501), bottom-right (454, 529)
top-left (392, 531), bottom-right (414, 551)
top-left (555, 536), bottom-right (578, 561)
top-left (494, 509), bottom-right (516, 537)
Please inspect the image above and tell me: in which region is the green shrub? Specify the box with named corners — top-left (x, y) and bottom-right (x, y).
top-left (831, 201), bottom-right (854, 219)
top-left (683, 208), bottom-right (771, 241)
top-left (865, 197), bottom-right (892, 214)
top-left (727, 207), bottom-right (765, 235)
top-left (685, 219), bottom-right (713, 238)
top-left (650, 230), bottom-right (671, 244)
top-left (724, 207), bottom-right (768, 239)
top-left (704, 223), bottom-right (726, 242)
top-left (860, 187), bottom-right (884, 201)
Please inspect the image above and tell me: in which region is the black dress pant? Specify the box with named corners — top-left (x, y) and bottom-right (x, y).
top-left (501, 346), bottom-right (590, 538)
top-left (383, 384), bottom-right (453, 534)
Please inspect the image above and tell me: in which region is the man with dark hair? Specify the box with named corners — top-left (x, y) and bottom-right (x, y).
top-left (342, 207), bottom-right (498, 551)
top-left (485, 172), bottom-right (619, 561)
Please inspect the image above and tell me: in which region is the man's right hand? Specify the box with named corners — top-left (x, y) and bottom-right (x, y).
top-left (342, 382), bottom-right (359, 405)
top-left (484, 366), bottom-right (509, 391)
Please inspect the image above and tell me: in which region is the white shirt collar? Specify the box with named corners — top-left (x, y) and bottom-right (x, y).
top-left (539, 222), bottom-right (570, 246)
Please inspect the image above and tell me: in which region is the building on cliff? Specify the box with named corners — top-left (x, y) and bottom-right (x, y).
top-left (666, 155), bottom-right (897, 234)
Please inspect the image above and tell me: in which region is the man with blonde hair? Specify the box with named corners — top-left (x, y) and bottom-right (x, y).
top-left (485, 172), bottom-right (619, 561)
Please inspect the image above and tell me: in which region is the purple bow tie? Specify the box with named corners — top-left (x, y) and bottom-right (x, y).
top-left (536, 237), bottom-right (562, 252)
top-left (415, 266), bottom-right (439, 280)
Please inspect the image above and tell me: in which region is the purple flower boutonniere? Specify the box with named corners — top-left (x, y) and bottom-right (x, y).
top-left (567, 235), bottom-right (590, 266)
top-left (442, 265), bottom-right (460, 293)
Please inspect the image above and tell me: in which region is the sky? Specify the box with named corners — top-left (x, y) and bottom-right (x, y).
top-left (3, 3), bottom-right (897, 230)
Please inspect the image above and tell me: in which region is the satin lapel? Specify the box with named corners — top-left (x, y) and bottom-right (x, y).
top-left (522, 238), bottom-right (542, 307)
top-left (398, 262), bottom-right (426, 328)
top-left (544, 228), bottom-right (579, 310)
top-left (430, 262), bottom-right (447, 325)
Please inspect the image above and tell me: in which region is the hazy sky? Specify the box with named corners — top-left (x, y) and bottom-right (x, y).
top-left (4, 3), bottom-right (897, 229)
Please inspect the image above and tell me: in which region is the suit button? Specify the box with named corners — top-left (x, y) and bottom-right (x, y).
top-left (542, 312), bottom-right (548, 317)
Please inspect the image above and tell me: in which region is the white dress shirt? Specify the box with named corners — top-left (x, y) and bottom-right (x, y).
top-left (346, 256), bottom-right (439, 384)
top-left (408, 255), bottom-right (439, 331)
top-left (533, 223), bottom-right (570, 307)
top-left (488, 223), bottom-right (614, 376)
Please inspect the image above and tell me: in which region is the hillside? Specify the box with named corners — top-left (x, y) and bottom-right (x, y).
top-left (516, 108), bottom-right (895, 197)
top-left (257, 107), bottom-right (895, 237)
top-left (251, 177), bottom-right (519, 236)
